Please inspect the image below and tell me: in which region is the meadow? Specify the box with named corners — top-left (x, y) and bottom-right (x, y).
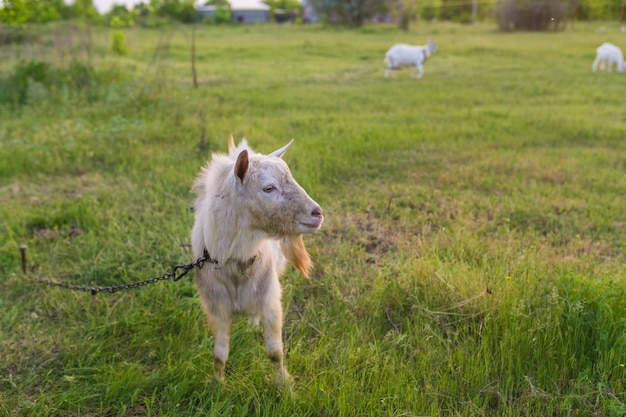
top-left (1, 20), bottom-right (625, 416)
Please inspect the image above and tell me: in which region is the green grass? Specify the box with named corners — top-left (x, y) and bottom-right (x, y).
top-left (1, 20), bottom-right (625, 416)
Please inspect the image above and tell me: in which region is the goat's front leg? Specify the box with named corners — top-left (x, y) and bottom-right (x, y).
top-left (592, 58), bottom-right (600, 72)
top-left (209, 316), bottom-right (232, 382)
top-left (263, 307), bottom-right (291, 384)
top-left (415, 64), bottom-right (424, 79)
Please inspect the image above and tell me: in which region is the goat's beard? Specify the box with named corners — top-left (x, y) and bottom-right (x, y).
top-left (281, 235), bottom-right (313, 277)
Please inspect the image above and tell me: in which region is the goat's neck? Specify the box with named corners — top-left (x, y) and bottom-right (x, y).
top-left (208, 214), bottom-right (267, 264)
top-left (226, 229), bottom-right (267, 263)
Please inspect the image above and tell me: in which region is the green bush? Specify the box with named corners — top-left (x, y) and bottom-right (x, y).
top-left (214, 6), bottom-right (232, 24)
top-left (495, 0), bottom-right (571, 31)
top-left (578, 0), bottom-right (621, 19)
top-left (0, 24), bottom-right (41, 45)
top-left (111, 30), bottom-right (128, 55)
top-left (494, 0), bottom-right (621, 29)
top-left (0, 60), bottom-right (52, 106)
top-left (0, 59), bottom-right (125, 109)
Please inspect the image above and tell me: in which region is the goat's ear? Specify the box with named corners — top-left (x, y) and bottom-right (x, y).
top-left (269, 139), bottom-right (294, 159)
top-left (234, 150), bottom-right (249, 183)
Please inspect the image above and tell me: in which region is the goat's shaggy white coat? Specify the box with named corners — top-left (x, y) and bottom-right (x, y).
top-left (592, 42), bottom-right (624, 73)
top-left (191, 137), bottom-right (323, 384)
top-left (384, 38), bottom-right (437, 79)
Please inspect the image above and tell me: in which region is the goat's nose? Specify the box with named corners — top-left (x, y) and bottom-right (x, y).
top-left (312, 206), bottom-right (323, 218)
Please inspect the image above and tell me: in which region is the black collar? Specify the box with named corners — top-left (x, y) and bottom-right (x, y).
top-left (204, 248), bottom-right (257, 271)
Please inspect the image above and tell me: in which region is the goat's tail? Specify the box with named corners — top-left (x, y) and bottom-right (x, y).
top-left (281, 235), bottom-right (313, 277)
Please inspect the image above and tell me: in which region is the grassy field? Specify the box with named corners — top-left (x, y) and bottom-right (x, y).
top-left (1, 20), bottom-right (625, 416)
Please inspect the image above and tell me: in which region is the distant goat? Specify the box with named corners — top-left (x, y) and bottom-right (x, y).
top-left (592, 42), bottom-right (624, 73)
top-left (384, 38), bottom-right (437, 79)
top-left (191, 136), bottom-right (323, 384)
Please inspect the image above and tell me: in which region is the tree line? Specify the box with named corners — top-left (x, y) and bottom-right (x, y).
top-left (0, 0), bottom-right (624, 29)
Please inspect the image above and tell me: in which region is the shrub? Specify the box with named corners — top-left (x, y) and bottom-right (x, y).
top-left (214, 6), bottom-right (232, 24)
top-left (0, 59), bottom-right (125, 109)
top-left (495, 0), bottom-right (572, 31)
top-left (65, 60), bottom-right (96, 91)
top-left (0, 60), bottom-right (53, 106)
top-left (111, 31), bottom-right (127, 55)
top-left (578, 0), bottom-right (621, 20)
top-left (0, 24), bottom-right (40, 45)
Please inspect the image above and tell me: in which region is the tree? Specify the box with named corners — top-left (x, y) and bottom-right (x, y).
top-left (337, 0), bottom-right (384, 25)
top-left (0, 0), bottom-right (33, 25)
top-left (264, 0), bottom-right (301, 22)
top-left (0, 0), bottom-right (80, 24)
top-left (495, 0), bottom-right (573, 31)
top-left (577, 0), bottom-right (620, 19)
top-left (132, 2), bottom-right (152, 17)
top-left (150, 0), bottom-right (197, 22)
top-left (307, 0), bottom-right (337, 22)
top-left (29, 0), bottom-right (62, 22)
top-left (396, 0), bottom-right (416, 31)
top-left (204, 0), bottom-right (232, 23)
top-left (64, 0), bottom-right (100, 20)
top-left (308, 0), bottom-right (389, 25)
top-left (108, 4), bottom-right (136, 26)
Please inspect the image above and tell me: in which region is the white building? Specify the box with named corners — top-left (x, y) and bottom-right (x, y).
top-left (197, 0), bottom-right (270, 24)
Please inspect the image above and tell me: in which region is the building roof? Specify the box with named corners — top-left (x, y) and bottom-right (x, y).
top-left (228, 0), bottom-right (270, 11)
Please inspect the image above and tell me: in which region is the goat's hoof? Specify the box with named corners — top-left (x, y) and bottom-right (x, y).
top-left (213, 359), bottom-right (226, 383)
top-left (276, 369), bottom-right (293, 386)
top-left (279, 379), bottom-right (295, 398)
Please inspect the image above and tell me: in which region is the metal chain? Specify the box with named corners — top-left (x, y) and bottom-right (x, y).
top-left (28, 249), bottom-right (217, 296)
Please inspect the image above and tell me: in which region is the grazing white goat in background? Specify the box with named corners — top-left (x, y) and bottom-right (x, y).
top-left (592, 42), bottom-right (624, 73)
top-left (384, 38), bottom-right (437, 79)
top-left (191, 136), bottom-right (323, 384)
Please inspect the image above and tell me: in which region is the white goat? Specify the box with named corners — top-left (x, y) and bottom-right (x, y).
top-left (191, 136), bottom-right (323, 384)
top-left (384, 38), bottom-right (437, 79)
top-left (592, 42), bottom-right (624, 73)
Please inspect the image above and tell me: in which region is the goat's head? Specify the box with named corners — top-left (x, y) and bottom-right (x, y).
top-left (233, 140), bottom-right (324, 238)
top-left (427, 37), bottom-right (437, 54)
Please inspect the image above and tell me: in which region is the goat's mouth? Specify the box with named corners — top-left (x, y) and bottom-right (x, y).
top-left (299, 218), bottom-right (323, 232)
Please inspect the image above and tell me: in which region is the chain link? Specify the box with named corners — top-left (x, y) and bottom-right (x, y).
top-left (29, 249), bottom-right (217, 296)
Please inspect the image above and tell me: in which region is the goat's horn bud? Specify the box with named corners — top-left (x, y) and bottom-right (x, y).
top-left (269, 139), bottom-right (294, 158)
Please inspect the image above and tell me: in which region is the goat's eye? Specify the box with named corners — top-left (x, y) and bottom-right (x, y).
top-left (263, 185), bottom-right (275, 193)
